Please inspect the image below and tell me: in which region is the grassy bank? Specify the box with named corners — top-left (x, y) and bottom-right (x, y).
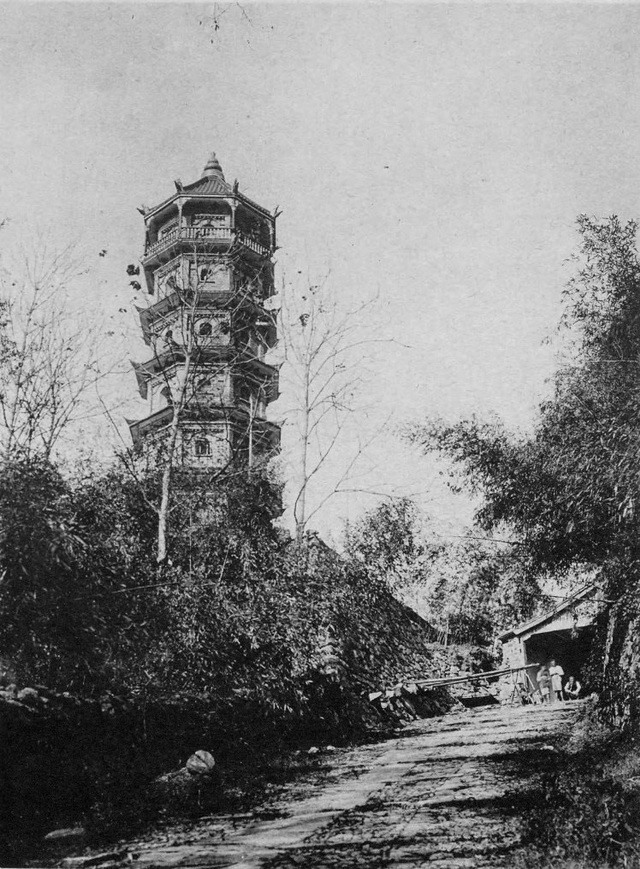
top-left (512, 701), bottom-right (640, 868)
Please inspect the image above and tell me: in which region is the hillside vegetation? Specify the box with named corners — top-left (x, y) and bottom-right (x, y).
top-left (0, 459), bottom-right (461, 863)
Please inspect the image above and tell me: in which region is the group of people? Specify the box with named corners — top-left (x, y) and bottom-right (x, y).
top-left (536, 659), bottom-right (581, 703)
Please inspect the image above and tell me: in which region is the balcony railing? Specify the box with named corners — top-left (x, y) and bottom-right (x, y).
top-left (144, 226), bottom-right (270, 260)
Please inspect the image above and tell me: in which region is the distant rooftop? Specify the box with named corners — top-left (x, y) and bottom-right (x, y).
top-left (498, 584), bottom-right (599, 642)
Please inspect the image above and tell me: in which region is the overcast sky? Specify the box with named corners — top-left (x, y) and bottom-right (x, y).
top-left (1, 2), bottom-right (639, 540)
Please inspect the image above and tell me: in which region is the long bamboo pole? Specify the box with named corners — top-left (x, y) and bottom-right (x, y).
top-left (385, 663), bottom-right (539, 693)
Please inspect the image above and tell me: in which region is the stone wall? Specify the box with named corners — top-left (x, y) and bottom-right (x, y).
top-left (0, 641), bottom-right (458, 864)
top-left (500, 636), bottom-right (524, 671)
top-left (297, 537), bottom-right (496, 700)
top-left (316, 580), bottom-right (494, 694)
top-left (599, 593), bottom-right (640, 729)
top-left (0, 683), bottom-right (341, 862)
top-left (318, 593), bottom-right (439, 691)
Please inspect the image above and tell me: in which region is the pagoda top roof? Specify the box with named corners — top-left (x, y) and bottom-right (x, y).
top-left (143, 151), bottom-right (273, 220)
top-left (183, 174), bottom-right (232, 196)
top-left (182, 152), bottom-right (232, 196)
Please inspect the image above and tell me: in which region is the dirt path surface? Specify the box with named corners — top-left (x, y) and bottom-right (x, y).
top-left (114, 702), bottom-right (580, 869)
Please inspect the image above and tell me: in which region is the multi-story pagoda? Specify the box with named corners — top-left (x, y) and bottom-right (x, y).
top-left (128, 152), bottom-right (280, 471)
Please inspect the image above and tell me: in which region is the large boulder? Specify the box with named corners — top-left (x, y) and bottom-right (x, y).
top-left (186, 749), bottom-right (216, 776)
top-left (148, 751), bottom-right (221, 817)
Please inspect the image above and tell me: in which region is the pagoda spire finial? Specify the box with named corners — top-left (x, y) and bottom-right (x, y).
top-left (202, 151), bottom-right (225, 180)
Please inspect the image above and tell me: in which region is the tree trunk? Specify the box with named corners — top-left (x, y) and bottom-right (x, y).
top-left (156, 354), bottom-right (191, 565)
top-left (295, 368), bottom-right (311, 543)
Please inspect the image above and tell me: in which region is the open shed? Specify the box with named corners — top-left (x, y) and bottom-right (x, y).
top-left (498, 584), bottom-right (601, 691)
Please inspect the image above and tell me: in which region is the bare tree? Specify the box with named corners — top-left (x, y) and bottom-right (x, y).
top-left (279, 276), bottom-right (382, 541)
top-left (0, 236), bottom-right (111, 462)
top-left (153, 272), bottom-right (200, 565)
top-left (129, 245), bottom-right (277, 564)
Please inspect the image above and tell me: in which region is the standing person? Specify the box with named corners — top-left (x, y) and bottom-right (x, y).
top-left (549, 659), bottom-right (564, 702)
top-left (564, 675), bottom-right (581, 700)
top-left (536, 665), bottom-right (551, 703)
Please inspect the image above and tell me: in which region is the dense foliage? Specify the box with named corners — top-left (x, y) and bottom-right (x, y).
top-left (1, 458), bottom-right (450, 863)
top-left (0, 455), bottom-right (421, 736)
top-left (343, 498), bottom-right (439, 592)
top-left (514, 708), bottom-right (640, 868)
top-left (0, 460), bottom-right (312, 700)
top-left (343, 497), bottom-right (545, 645)
top-left (411, 216), bottom-right (640, 572)
top-left (409, 215), bottom-right (640, 717)
top-left (422, 538), bottom-right (547, 645)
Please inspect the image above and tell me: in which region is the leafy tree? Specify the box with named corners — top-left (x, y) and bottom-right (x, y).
top-left (343, 497), bottom-right (440, 593)
top-left (0, 459), bottom-right (100, 686)
top-left (0, 454), bottom-right (302, 698)
top-left (421, 536), bottom-right (548, 645)
top-left (410, 216), bottom-right (640, 574)
top-left (342, 497), bottom-right (543, 645)
top-left (66, 466), bottom-right (163, 691)
top-left (409, 215), bottom-right (640, 706)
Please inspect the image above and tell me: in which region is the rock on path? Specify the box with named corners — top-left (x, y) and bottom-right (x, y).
top-left (113, 702), bottom-right (581, 869)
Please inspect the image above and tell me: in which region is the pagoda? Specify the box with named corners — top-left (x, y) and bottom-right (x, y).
top-left (128, 152), bottom-right (280, 471)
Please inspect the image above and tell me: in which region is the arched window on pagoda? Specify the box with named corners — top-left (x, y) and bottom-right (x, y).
top-left (194, 438), bottom-right (212, 457)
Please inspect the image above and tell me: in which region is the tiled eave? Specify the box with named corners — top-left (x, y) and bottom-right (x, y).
top-left (138, 292), bottom-right (276, 343)
top-left (131, 354), bottom-right (182, 397)
top-left (128, 406), bottom-right (281, 446)
top-left (127, 406), bottom-right (174, 444)
top-left (498, 583), bottom-right (599, 643)
top-left (131, 349), bottom-right (279, 402)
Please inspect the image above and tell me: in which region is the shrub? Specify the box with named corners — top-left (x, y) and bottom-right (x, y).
top-left (515, 713), bottom-right (640, 868)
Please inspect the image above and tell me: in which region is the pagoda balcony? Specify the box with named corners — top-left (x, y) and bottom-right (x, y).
top-left (143, 226), bottom-right (271, 263)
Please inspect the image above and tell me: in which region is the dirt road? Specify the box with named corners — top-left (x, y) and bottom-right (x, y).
top-left (118, 701), bottom-right (580, 869)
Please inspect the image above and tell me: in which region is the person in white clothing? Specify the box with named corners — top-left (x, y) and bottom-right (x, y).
top-left (548, 659), bottom-right (564, 702)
